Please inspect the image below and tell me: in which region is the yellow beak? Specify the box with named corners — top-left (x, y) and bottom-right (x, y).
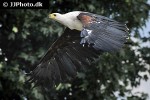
top-left (49, 14), bottom-right (56, 19)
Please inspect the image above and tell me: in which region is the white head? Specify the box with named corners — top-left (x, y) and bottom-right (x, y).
top-left (49, 13), bottom-right (64, 24)
top-left (49, 11), bottom-right (83, 31)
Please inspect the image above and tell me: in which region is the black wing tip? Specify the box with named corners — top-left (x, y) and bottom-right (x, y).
top-left (26, 60), bottom-right (78, 89)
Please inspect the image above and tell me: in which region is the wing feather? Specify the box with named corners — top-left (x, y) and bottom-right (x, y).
top-left (27, 28), bottom-right (100, 88)
top-left (78, 12), bottom-right (129, 52)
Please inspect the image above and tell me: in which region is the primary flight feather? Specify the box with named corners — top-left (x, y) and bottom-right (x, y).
top-left (28, 11), bottom-right (129, 88)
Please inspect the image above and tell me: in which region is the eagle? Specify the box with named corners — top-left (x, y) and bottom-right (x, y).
top-left (28, 11), bottom-right (129, 88)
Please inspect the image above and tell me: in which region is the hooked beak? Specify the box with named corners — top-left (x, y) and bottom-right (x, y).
top-left (49, 13), bottom-right (56, 19)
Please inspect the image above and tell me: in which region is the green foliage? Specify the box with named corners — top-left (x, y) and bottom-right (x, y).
top-left (0, 0), bottom-right (150, 100)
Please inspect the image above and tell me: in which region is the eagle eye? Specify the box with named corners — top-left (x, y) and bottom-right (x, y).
top-left (53, 14), bottom-right (56, 16)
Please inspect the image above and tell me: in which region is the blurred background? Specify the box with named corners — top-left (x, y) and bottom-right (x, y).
top-left (0, 0), bottom-right (150, 100)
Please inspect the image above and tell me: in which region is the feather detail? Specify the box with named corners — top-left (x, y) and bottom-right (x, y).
top-left (78, 12), bottom-right (129, 52)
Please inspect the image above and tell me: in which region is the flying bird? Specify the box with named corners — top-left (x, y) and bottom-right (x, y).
top-left (28, 11), bottom-right (129, 88)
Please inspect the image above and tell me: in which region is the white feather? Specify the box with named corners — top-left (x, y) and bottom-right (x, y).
top-left (52, 11), bottom-right (83, 31)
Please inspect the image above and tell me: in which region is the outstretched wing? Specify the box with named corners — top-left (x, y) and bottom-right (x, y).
top-left (78, 12), bottom-right (129, 52)
top-left (28, 28), bottom-right (100, 88)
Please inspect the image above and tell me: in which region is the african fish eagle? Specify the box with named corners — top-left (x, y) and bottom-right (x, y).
top-left (28, 11), bottom-right (129, 88)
